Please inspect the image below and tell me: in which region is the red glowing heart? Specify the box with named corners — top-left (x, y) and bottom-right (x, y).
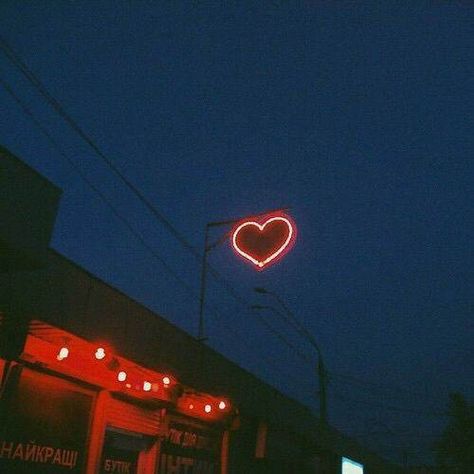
top-left (231, 214), bottom-right (296, 270)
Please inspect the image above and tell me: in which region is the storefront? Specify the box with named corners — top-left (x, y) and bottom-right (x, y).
top-left (0, 146), bottom-right (407, 474)
top-left (0, 364), bottom-right (93, 473)
top-left (0, 318), bottom-right (232, 474)
top-left (158, 414), bottom-right (223, 474)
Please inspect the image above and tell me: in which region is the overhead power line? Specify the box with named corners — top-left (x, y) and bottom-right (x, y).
top-left (0, 37), bottom-right (449, 419)
top-left (0, 36), bottom-right (319, 384)
top-left (0, 35), bottom-right (252, 318)
top-left (0, 74), bottom-right (315, 397)
top-left (0, 35), bottom-right (196, 253)
top-left (333, 391), bottom-right (448, 418)
top-left (0, 73), bottom-right (197, 302)
top-left (330, 372), bottom-right (446, 410)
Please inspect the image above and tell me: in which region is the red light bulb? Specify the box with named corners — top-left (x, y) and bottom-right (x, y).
top-left (117, 371), bottom-right (127, 382)
top-left (95, 347), bottom-right (106, 360)
top-left (57, 347), bottom-right (69, 361)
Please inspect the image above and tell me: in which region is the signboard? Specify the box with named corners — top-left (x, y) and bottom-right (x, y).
top-left (231, 213), bottom-right (296, 270)
top-left (342, 457), bottom-right (364, 474)
top-left (0, 367), bottom-right (93, 473)
top-left (100, 445), bottom-right (138, 474)
top-left (159, 418), bottom-right (221, 474)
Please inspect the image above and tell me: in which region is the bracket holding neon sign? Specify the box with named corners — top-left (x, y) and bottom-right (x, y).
top-left (198, 208), bottom-right (295, 341)
top-left (231, 212), bottom-right (297, 270)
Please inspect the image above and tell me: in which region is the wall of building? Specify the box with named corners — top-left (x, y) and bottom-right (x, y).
top-left (0, 146), bottom-right (61, 270)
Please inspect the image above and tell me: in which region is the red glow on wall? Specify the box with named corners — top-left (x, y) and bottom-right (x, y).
top-left (20, 324), bottom-right (178, 404)
top-left (231, 213), bottom-right (297, 270)
top-left (177, 392), bottom-right (231, 420)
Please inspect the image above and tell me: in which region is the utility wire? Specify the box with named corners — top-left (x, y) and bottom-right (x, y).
top-left (257, 293), bottom-right (448, 411)
top-left (4, 70), bottom-right (442, 418)
top-left (0, 74), bottom-right (316, 396)
top-left (0, 73), bottom-right (197, 303)
top-left (206, 309), bottom-right (317, 398)
top-left (252, 312), bottom-right (314, 366)
top-left (330, 372), bottom-right (446, 410)
top-left (1, 39), bottom-right (449, 415)
top-left (0, 36), bottom-right (332, 386)
top-left (0, 35), bottom-right (322, 389)
top-left (0, 36), bottom-right (313, 381)
top-left (332, 391), bottom-right (448, 418)
top-left (0, 38), bottom-right (311, 375)
top-left (0, 36), bottom-right (196, 257)
top-left (0, 35), bottom-right (256, 322)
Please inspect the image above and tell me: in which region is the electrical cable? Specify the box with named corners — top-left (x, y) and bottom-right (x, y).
top-left (329, 371), bottom-right (446, 411)
top-left (0, 36), bottom-right (318, 380)
top-left (0, 73), bottom-right (198, 303)
top-left (206, 310), bottom-right (317, 398)
top-left (251, 312), bottom-right (314, 366)
top-left (332, 391), bottom-right (448, 418)
top-left (255, 293), bottom-right (448, 411)
top-left (0, 35), bottom-right (323, 393)
top-left (0, 35), bottom-right (257, 322)
top-left (1, 38), bottom-right (450, 421)
top-left (0, 73), bottom-right (316, 397)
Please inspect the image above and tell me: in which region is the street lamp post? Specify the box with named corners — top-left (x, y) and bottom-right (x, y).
top-left (197, 208), bottom-right (289, 342)
top-left (197, 219), bottom-right (235, 342)
top-left (253, 287), bottom-right (328, 426)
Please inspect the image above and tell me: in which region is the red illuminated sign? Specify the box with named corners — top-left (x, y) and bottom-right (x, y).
top-left (231, 213), bottom-right (296, 270)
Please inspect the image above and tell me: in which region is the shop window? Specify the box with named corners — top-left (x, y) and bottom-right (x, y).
top-left (100, 428), bottom-right (154, 474)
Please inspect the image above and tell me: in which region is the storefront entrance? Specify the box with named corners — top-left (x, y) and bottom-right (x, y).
top-left (99, 428), bottom-right (153, 474)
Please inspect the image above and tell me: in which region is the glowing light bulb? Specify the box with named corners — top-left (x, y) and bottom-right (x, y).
top-left (143, 381), bottom-right (151, 392)
top-left (95, 347), bottom-right (106, 360)
top-left (57, 347), bottom-right (69, 361)
top-left (162, 376), bottom-right (171, 386)
top-left (218, 401), bottom-right (226, 410)
top-left (117, 371), bottom-right (127, 382)
top-left (204, 404), bottom-right (212, 413)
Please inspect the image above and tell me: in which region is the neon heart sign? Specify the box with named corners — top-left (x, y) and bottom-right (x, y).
top-left (231, 213), bottom-right (296, 270)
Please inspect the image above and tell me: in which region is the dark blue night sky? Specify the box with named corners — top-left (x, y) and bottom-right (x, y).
top-left (1, 2), bottom-right (473, 466)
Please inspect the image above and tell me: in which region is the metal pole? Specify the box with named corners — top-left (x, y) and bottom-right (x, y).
top-left (197, 224), bottom-right (210, 341)
top-left (317, 353), bottom-right (328, 426)
top-left (254, 287), bottom-right (328, 425)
